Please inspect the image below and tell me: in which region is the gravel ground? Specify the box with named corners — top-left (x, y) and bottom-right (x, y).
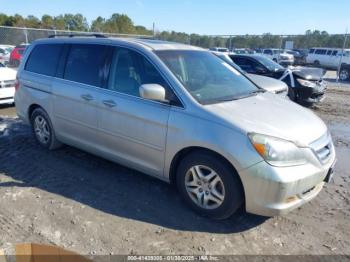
top-left (0, 81), bottom-right (349, 257)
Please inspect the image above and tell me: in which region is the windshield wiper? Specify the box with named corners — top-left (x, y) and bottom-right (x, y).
top-left (251, 89), bottom-right (266, 93)
top-left (206, 90), bottom-right (265, 104)
top-left (217, 93), bottom-right (256, 102)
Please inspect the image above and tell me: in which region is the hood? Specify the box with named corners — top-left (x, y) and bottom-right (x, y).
top-left (0, 67), bottom-right (17, 81)
top-left (247, 73), bottom-right (288, 94)
top-left (291, 66), bottom-right (325, 81)
top-left (204, 92), bottom-right (327, 145)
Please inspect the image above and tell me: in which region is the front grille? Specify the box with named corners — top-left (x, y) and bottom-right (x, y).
top-left (0, 80), bottom-right (15, 88)
top-left (310, 133), bottom-right (333, 164)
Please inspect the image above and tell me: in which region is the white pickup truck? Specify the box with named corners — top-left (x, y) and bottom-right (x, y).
top-left (263, 48), bottom-right (294, 66)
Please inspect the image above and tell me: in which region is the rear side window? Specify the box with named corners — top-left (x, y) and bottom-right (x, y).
top-left (315, 49), bottom-right (327, 55)
top-left (332, 50), bottom-right (338, 56)
top-left (25, 44), bottom-right (62, 76)
top-left (231, 57), bottom-right (248, 66)
top-left (64, 44), bottom-right (109, 87)
top-left (326, 50), bottom-right (332, 55)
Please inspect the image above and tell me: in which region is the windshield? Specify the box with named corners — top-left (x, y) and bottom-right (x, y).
top-left (156, 50), bottom-right (259, 104)
top-left (254, 55), bottom-right (285, 71)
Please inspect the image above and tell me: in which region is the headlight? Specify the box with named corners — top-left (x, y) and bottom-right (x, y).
top-left (248, 133), bottom-right (307, 167)
top-left (296, 78), bottom-right (317, 88)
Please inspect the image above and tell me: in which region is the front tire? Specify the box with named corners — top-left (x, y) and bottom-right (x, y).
top-left (176, 151), bottom-right (244, 220)
top-left (30, 108), bottom-right (62, 150)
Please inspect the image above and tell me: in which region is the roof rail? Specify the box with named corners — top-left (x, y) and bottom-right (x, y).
top-left (48, 33), bottom-right (107, 38)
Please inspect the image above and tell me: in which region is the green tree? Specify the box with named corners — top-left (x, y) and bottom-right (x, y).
top-left (104, 13), bottom-right (136, 34)
top-left (41, 15), bottom-right (54, 29)
top-left (91, 16), bottom-right (105, 32)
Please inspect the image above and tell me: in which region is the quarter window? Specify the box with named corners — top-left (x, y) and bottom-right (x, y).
top-left (326, 50), bottom-right (332, 55)
top-left (64, 44), bottom-right (109, 87)
top-left (25, 44), bottom-right (62, 76)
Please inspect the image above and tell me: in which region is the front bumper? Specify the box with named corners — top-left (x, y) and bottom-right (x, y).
top-left (296, 82), bottom-right (327, 104)
top-left (239, 144), bottom-right (336, 217)
top-left (0, 97), bottom-right (14, 105)
top-left (0, 86), bottom-right (15, 105)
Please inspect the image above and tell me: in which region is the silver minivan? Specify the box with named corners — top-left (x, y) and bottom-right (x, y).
top-left (15, 36), bottom-right (336, 219)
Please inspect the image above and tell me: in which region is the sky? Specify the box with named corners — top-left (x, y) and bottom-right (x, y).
top-left (1, 0), bottom-right (350, 35)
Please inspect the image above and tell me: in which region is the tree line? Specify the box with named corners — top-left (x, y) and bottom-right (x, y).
top-left (0, 13), bottom-right (348, 49)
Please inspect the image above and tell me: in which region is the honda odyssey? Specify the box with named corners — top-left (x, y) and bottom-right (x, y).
top-left (15, 36), bottom-right (336, 219)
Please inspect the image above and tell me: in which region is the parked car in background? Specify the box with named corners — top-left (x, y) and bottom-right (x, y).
top-left (0, 45), bottom-right (14, 66)
top-left (16, 37), bottom-right (335, 219)
top-left (230, 54), bottom-right (327, 105)
top-left (0, 63), bottom-right (17, 105)
top-left (232, 48), bottom-right (249, 54)
top-left (262, 48), bottom-right (294, 66)
top-left (0, 45), bottom-right (14, 65)
top-left (212, 52), bottom-right (289, 98)
top-left (339, 63), bottom-right (350, 81)
top-left (232, 48), bottom-right (255, 54)
top-left (285, 49), bottom-right (306, 65)
top-left (209, 47), bottom-right (229, 53)
top-left (306, 48), bottom-right (350, 69)
top-left (9, 44), bottom-right (29, 67)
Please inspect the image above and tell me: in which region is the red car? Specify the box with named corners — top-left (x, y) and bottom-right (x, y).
top-left (9, 45), bottom-right (28, 67)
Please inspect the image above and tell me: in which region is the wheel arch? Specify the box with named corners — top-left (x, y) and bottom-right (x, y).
top-left (169, 146), bottom-right (244, 193)
top-left (28, 103), bottom-right (43, 120)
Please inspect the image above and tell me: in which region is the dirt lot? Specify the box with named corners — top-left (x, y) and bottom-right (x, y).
top-left (0, 81), bottom-right (349, 257)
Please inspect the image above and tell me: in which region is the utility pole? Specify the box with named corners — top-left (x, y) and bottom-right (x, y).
top-left (337, 28), bottom-right (348, 83)
top-left (23, 27), bottom-right (28, 44)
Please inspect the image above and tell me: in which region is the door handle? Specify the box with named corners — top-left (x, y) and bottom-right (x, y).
top-left (81, 94), bottom-right (94, 101)
top-left (102, 100), bottom-right (117, 108)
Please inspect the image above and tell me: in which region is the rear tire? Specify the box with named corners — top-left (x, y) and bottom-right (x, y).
top-left (176, 151), bottom-right (244, 220)
top-left (30, 108), bottom-right (62, 150)
top-left (339, 68), bottom-right (349, 81)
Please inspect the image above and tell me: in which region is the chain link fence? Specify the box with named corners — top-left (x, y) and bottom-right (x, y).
top-left (0, 25), bottom-right (153, 46)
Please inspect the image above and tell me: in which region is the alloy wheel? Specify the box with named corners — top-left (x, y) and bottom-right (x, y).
top-left (184, 165), bottom-right (225, 210)
top-left (34, 115), bottom-right (50, 144)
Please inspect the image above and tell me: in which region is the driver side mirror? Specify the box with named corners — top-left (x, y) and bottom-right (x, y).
top-left (139, 84), bottom-right (167, 102)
